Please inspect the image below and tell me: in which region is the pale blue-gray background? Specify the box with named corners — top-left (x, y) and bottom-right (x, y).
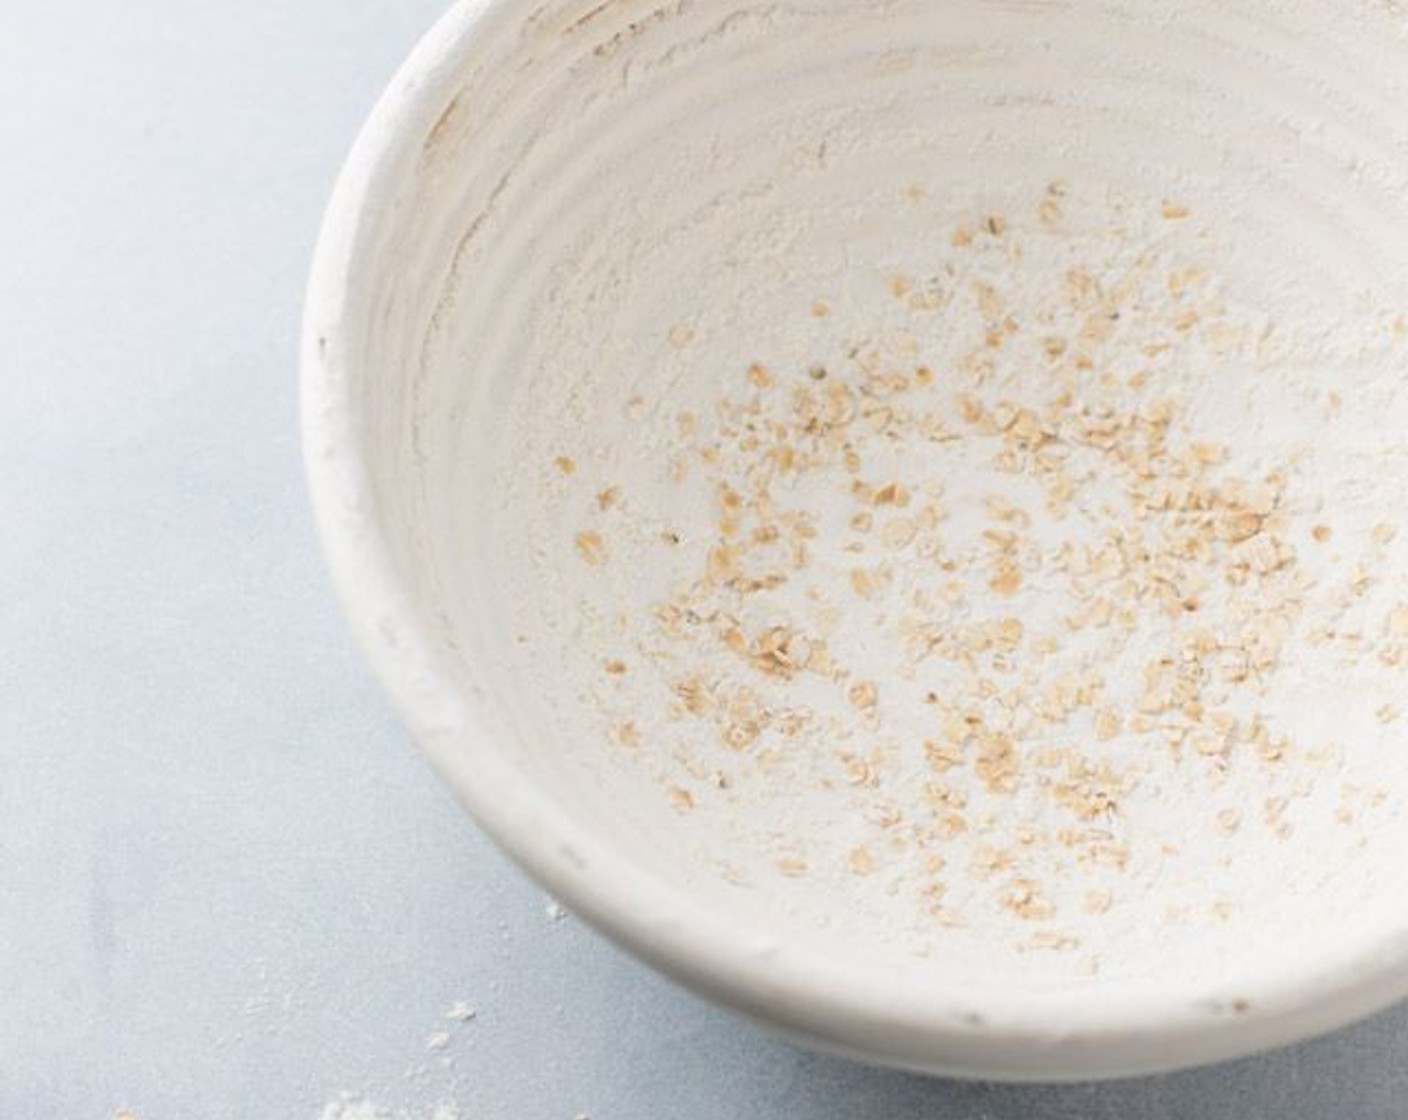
top-left (3, 2), bottom-right (1406, 1116)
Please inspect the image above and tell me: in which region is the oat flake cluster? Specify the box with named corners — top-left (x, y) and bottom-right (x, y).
top-left (550, 190), bottom-right (1402, 962)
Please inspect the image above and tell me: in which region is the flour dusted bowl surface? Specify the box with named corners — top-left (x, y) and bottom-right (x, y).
top-left (304, 0), bottom-right (1408, 1077)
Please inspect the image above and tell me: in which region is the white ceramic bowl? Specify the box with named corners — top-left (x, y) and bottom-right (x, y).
top-left (304, 0), bottom-right (1408, 1079)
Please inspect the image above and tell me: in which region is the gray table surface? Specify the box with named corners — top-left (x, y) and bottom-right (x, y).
top-left (4, 2), bottom-right (1407, 1116)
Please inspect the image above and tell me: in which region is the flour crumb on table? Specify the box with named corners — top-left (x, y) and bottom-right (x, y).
top-left (445, 1000), bottom-right (478, 1023)
top-left (317, 1097), bottom-right (459, 1120)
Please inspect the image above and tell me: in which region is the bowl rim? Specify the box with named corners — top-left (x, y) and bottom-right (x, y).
top-left (301, 0), bottom-right (1408, 1079)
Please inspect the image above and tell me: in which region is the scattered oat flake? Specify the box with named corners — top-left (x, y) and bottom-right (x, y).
top-left (615, 722), bottom-right (641, 748)
top-left (747, 362), bottom-right (774, 389)
top-left (989, 563), bottom-right (1022, 596)
top-left (880, 517), bottom-right (917, 550)
top-left (1028, 930), bottom-right (1080, 951)
top-left (848, 681), bottom-right (879, 710)
top-left (554, 456), bottom-right (576, 475)
top-left (667, 786), bottom-right (696, 810)
top-left (873, 481), bottom-right (910, 506)
top-left (1000, 880), bottom-right (1055, 921)
top-left (575, 530), bottom-right (607, 565)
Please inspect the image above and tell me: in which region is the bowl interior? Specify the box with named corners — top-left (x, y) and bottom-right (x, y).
top-left (314, 0), bottom-right (1408, 1072)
